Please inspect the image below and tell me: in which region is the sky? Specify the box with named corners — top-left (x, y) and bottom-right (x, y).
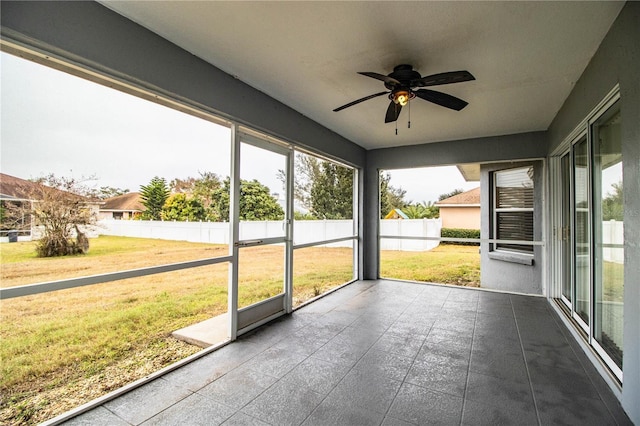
top-left (1, 51), bottom-right (477, 203)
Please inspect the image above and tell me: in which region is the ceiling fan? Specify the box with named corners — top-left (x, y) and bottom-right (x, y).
top-left (333, 64), bottom-right (475, 125)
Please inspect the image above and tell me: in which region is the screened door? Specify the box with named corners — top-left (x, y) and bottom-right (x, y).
top-left (232, 132), bottom-right (292, 332)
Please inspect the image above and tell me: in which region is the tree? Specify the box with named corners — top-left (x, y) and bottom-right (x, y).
top-left (216, 178), bottom-right (284, 221)
top-left (283, 153), bottom-right (406, 220)
top-left (140, 176), bottom-right (170, 220)
top-left (162, 193), bottom-right (206, 221)
top-left (379, 172), bottom-right (407, 218)
top-left (88, 186), bottom-right (130, 200)
top-left (192, 172), bottom-right (224, 221)
top-left (170, 172), bottom-right (223, 221)
top-left (309, 162), bottom-right (354, 219)
top-left (602, 180), bottom-right (623, 221)
top-left (277, 152), bottom-right (321, 213)
top-left (16, 174), bottom-right (98, 257)
top-left (404, 201), bottom-right (439, 219)
top-left (438, 188), bottom-right (464, 201)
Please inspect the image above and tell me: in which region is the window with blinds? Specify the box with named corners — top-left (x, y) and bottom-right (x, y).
top-left (493, 167), bottom-right (534, 253)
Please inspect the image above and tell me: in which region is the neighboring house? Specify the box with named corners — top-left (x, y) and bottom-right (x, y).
top-left (99, 192), bottom-right (144, 220)
top-left (0, 173), bottom-right (100, 239)
top-left (435, 187), bottom-right (480, 229)
top-left (0, 173), bottom-right (35, 237)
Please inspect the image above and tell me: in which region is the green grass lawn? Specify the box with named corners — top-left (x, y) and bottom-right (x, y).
top-left (381, 244), bottom-right (481, 286)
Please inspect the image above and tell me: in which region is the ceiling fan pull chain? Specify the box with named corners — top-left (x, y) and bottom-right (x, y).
top-left (408, 100), bottom-right (411, 129)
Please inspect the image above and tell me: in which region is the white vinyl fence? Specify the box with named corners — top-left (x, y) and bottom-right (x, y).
top-left (380, 219), bottom-right (441, 251)
top-left (97, 218), bottom-right (442, 251)
top-left (602, 220), bottom-right (624, 264)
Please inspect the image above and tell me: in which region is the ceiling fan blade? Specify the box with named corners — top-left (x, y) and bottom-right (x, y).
top-left (412, 70), bottom-right (475, 87)
top-left (415, 89), bottom-right (469, 111)
top-left (333, 91), bottom-right (389, 112)
top-left (385, 101), bottom-right (402, 123)
top-left (358, 72), bottom-right (401, 87)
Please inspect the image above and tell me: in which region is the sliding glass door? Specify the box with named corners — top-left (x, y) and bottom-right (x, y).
top-left (554, 95), bottom-right (623, 380)
top-left (560, 152), bottom-right (572, 306)
top-left (573, 136), bottom-right (591, 329)
top-left (592, 106), bottom-right (624, 371)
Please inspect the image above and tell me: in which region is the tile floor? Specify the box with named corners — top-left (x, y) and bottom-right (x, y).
top-left (63, 280), bottom-right (632, 425)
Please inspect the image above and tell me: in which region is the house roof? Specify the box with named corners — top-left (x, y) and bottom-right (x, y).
top-left (100, 192), bottom-right (144, 212)
top-left (436, 187), bottom-right (481, 206)
top-left (0, 173), bottom-right (43, 200)
top-left (0, 173), bottom-right (96, 203)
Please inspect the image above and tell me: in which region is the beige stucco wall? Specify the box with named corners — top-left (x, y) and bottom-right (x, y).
top-left (439, 206), bottom-right (480, 229)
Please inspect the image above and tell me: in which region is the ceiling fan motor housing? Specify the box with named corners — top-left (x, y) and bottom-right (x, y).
top-left (384, 64), bottom-right (421, 90)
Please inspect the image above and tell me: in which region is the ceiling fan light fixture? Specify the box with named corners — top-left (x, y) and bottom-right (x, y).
top-left (391, 90), bottom-right (414, 106)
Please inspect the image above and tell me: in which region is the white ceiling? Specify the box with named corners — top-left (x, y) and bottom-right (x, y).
top-left (101, 1), bottom-right (623, 150)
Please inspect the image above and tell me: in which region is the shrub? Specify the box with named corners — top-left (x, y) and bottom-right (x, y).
top-left (441, 228), bottom-right (480, 246)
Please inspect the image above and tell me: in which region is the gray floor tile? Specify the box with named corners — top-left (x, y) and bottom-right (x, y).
top-left (311, 337), bottom-right (369, 367)
top-left (388, 382), bottom-right (464, 425)
top-left (528, 362), bottom-right (600, 400)
top-left (431, 316), bottom-right (476, 338)
top-left (446, 289), bottom-right (479, 302)
top-left (63, 406), bottom-right (130, 426)
top-left (279, 356), bottom-right (351, 395)
top-left (302, 397), bottom-right (387, 426)
top-left (442, 300), bottom-right (478, 317)
top-left (240, 346), bottom-right (307, 378)
top-left (419, 338), bottom-right (472, 363)
top-left (350, 314), bottom-right (396, 331)
top-left (319, 308), bottom-right (361, 326)
top-left (353, 349), bottom-right (414, 382)
top-left (324, 368), bottom-right (403, 415)
top-left (142, 393), bottom-right (236, 426)
top-left (424, 326), bottom-right (474, 351)
top-left (385, 318), bottom-right (432, 338)
top-left (198, 367), bottom-right (278, 409)
top-left (161, 345), bottom-right (254, 392)
top-left (241, 379), bottom-right (324, 426)
top-left (332, 324), bottom-right (385, 349)
top-left (237, 323), bottom-right (289, 349)
top-left (221, 412), bottom-right (271, 426)
top-left (270, 331), bottom-right (328, 357)
top-left (474, 312), bottom-right (518, 335)
top-left (465, 372), bottom-right (536, 416)
top-left (461, 399), bottom-right (538, 426)
top-left (303, 315), bottom-right (348, 337)
top-left (404, 354), bottom-right (469, 397)
top-left (476, 302), bottom-right (515, 318)
top-left (469, 346), bottom-right (529, 384)
top-left (535, 388), bottom-right (617, 426)
top-left (472, 332), bottom-right (523, 355)
top-left (372, 332), bottom-right (425, 358)
top-left (103, 378), bottom-right (192, 425)
top-left (524, 346), bottom-right (584, 372)
top-left (381, 416), bottom-right (418, 426)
